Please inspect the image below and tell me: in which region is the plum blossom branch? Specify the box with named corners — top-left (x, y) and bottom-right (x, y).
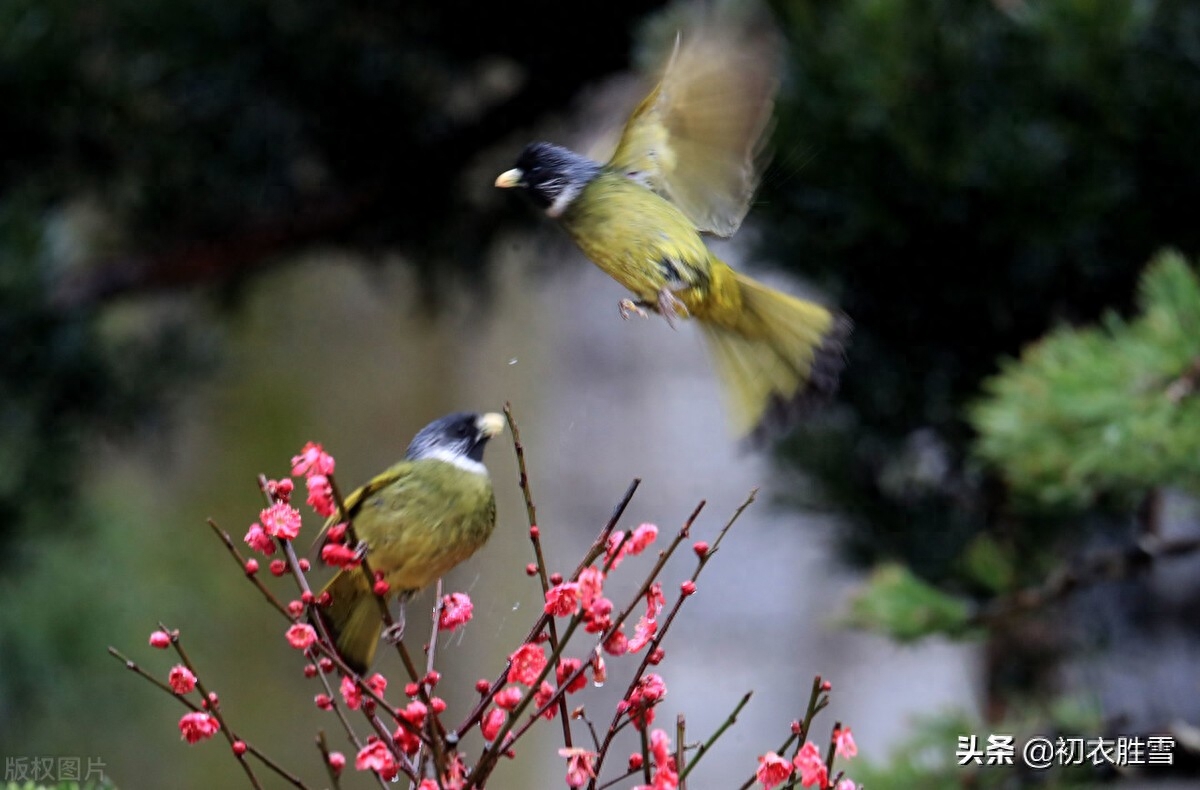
top-left (206, 518), bottom-right (290, 618)
top-left (315, 731), bottom-right (344, 789)
top-left (158, 624), bottom-right (273, 789)
top-left (115, 423), bottom-right (865, 790)
top-left (503, 403), bottom-right (574, 744)
top-left (451, 478), bottom-right (641, 740)
top-left (106, 642), bottom-right (305, 789)
top-left (676, 714), bottom-right (687, 789)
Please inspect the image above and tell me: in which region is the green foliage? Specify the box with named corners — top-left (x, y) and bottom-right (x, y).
top-left (0, 0), bottom-right (663, 561)
top-left (0, 0), bottom-right (661, 266)
top-left (958, 533), bottom-right (1016, 595)
top-left (0, 198), bottom-right (209, 565)
top-left (972, 250), bottom-right (1200, 508)
top-left (765, 0), bottom-right (1200, 578)
top-left (843, 563), bottom-right (975, 641)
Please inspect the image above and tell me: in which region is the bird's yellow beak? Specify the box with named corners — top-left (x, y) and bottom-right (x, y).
top-left (494, 168), bottom-right (524, 189)
top-left (477, 412), bottom-right (505, 438)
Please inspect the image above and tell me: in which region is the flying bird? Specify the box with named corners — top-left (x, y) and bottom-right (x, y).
top-left (496, 4), bottom-right (849, 439)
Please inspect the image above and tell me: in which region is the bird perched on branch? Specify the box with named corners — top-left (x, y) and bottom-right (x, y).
top-left (496, 2), bottom-right (849, 439)
top-left (315, 411), bottom-right (504, 673)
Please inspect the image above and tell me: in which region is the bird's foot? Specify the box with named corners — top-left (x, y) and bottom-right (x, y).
top-left (382, 602), bottom-right (407, 644)
top-left (618, 298), bottom-right (649, 320)
top-left (382, 618), bottom-right (406, 645)
top-left (656, 288), bottom-right (688, 330)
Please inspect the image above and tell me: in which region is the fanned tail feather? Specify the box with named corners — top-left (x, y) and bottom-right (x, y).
top-left (700, 271), bottom-right (850, 440)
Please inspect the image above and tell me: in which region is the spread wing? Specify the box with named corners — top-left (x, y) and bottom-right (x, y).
top-left (607, 4), bottom-right (783, 237)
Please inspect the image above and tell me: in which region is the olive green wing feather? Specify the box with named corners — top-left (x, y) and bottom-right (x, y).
top-left (607, 5), bottom-right (782, 238)
top-left (352, 460), bottom-right (496, 589)
top-left (307, 462), bottom-right (407, 555)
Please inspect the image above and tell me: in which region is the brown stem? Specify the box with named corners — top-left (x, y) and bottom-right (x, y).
top-left (205, 518), bottom-right (292, 618)
top-left (158, 624), bottom-right (268, 790)
top-left (503, 403), bottom-right (574, 746)
top-left (589, 488), bottom-right (757, 788)
top-left (315, 731), bottom-right (344, 790)
top-left (109, 644), bottom-right (319, 786)
top-left (735, 676), bottom-right (828, 790)
top-left (823, 721), bottom-right (841, 781)
top-left (676, 713), bottom-right (687, 790)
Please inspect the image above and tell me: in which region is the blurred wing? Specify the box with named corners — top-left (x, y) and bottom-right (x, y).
top-left (608, 6), bottom-right (782, 237)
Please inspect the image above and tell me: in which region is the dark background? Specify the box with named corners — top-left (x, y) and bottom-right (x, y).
top-left (3, 0), bottom-right (1199, 787)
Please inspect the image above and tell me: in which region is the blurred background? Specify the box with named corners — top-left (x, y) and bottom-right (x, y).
top-left (3, 0), bottom-right (1200, 787)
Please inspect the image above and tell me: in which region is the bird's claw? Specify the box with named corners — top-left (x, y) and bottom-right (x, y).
top-left (619, 299), bottom-right (649, 320)
top-left (382, 619), bottom-right (406, 645)
top-left (657, 288), bottom-right (688, 331)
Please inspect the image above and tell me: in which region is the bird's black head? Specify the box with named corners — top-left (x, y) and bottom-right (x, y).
top-left (406, 411), bottom-right (505, 467)
top-left (495, 142), bottom-right (602, 216)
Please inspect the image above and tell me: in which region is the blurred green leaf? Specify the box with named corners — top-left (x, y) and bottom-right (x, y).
top-left (843, 563), bottom-right (975, 641)
top-left (959, 533), bottom-right (1015, 595)
top-left (971, 249), bottom-right (1200, 509)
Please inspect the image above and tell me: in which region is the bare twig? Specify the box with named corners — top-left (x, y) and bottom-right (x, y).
top-left (679, 692), bottom-right (752, 782)
top-left (315, 731), bottom-right (344, 790)
top-left (972, 534), bottom-right (1200, 627)
top-left (736, 676), bottom-right (828, 790)
top-left (503, 403), bottom-right (574, 745)
top-left (206, 518), bottom-right (291, 618)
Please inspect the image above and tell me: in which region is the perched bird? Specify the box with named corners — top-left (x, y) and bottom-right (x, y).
top-left (495, 4), bottom-right (849, 439)
top-left (315, 411), bottom-right (504, 673)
